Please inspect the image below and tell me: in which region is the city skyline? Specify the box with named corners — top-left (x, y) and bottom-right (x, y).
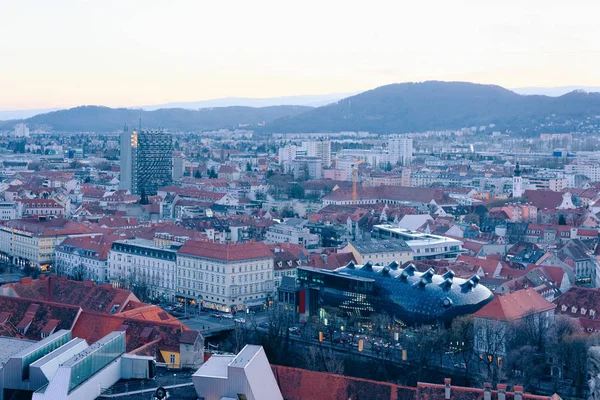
top-left (2, 0), bottom-right (600, 109)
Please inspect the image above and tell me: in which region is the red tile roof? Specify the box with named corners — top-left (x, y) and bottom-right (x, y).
top-left (523, 189), bottom-right (564, 209)
top-left (271, 365), bottom-right (416, 400)
top-left (178, 240), bottom-right (273, 261)
top-left (57, 235), bottom-right (116, 260)
top-left (2, 276), bottom-right (138, 314)
top-left (473, 288), bottom-right (556, 321)
top-left (0, 295), bottom-right (80, 340)
top-left (554, 286), bottom-right (600, 319)
top-left (0, 218), bottom-right (92, 237)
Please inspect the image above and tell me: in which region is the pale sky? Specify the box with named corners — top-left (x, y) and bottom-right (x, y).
top-left (1, 0), bottom-right (599, 109)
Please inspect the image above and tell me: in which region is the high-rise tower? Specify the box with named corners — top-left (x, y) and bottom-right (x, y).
top-left (120, 128), bottom-right (173, 195)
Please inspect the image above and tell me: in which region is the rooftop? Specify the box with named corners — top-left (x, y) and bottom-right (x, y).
top-left (178, 240), bottom-right (273, 261)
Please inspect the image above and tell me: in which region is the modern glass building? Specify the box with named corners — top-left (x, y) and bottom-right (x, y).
top-left (296, 261), bottom-right (494, 325)
top-left (64, 331), bottom-right (125, 392)
top-left (120, 128), bottom-right (173, 195)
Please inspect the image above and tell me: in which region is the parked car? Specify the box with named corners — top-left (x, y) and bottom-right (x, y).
top-left (234, 318), bottom-right (246, 324)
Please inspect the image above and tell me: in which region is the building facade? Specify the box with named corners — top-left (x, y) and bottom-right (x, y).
top-left (176, 241), bottom-right (275, 312)
top-left (108, 239), bottom-right (177, 302)
top-left (388, 138), bottom-right (413, 166)
top-left (120, 128), bottom-right (173, 195)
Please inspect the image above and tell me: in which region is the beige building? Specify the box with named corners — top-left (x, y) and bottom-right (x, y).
top-left (176, 241), bottom-right (275, 312)
top-left (340, 239), bottom-right (413, 266)
top-left (0, 218), bottom-right (92, 269)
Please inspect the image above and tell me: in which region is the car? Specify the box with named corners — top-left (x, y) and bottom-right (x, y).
top-left (210, 313), bottom-right (221, 318)
top-left (454, 363), bottom-right (467, 369)
top-left (234, 318), bottom-right (246, 324)
top-left (221, 314), bottom-right (233, 319)
top-left (258, 321), bottom-right (269, 329)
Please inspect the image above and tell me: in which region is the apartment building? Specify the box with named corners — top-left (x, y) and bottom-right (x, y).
top-left (108, 239), bottom-right (178, 302)
top-left (265, 218), bottom-right (320, 249)
top-left (55, 235), bottom-right (112, 283)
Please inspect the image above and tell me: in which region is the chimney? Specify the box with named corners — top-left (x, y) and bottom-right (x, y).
top-left (484, 382), bottom-right (491, 400)
top-left (497, 384), bottom-right (507, 400)
top-left (514, 385), bottom-right (523, 400)
top-left (444, 378), bottom-right (451, 399)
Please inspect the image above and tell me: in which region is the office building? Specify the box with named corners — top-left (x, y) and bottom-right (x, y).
top-left (120, 128), bottom-right (173, 195)
top-left (388, 137), bottom-right (413, 166)
top-left (172, 152), bottom-right (185, 180)
top-left (372, 224), bottom-right (464, 260)
top-left (302, 140), bottom-right (331, 168)
top-left (291, 157), bottom-right (322, 180)
top-left (278, 145), bottom-right (297, 173)
top-left (14, 123), bottom-right (30, 138)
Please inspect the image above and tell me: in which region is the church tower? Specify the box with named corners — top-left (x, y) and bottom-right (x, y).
top-left (513, 162), bottom-right (523, 198)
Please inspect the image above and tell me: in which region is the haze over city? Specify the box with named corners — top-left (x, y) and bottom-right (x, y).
top-left (4, 1), bottom-right (600, 400)
top-left (2, 0), bottom-right (600, 110)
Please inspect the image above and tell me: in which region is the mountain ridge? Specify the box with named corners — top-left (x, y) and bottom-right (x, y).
top-left (0, 105), bottom-right (312, 132)
top-left (261, 81), bottom-right (600, 134)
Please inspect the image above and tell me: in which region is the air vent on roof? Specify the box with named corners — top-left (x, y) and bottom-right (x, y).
top-left (362, 261), bottom-right (373, 270)
top-left (387, 261), bottom-right (399, 270)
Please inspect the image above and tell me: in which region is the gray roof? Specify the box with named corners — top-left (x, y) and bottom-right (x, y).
top-left (350, 239), bottom-right (412, 254)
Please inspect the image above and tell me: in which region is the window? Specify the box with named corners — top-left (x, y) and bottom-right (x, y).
top-left (170, 354), bottom-right (176, 365)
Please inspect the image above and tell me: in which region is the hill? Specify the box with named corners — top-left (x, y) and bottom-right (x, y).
top-left (0, 105), bottom-right (313, 132)
top-left (262, 81), bottom-right (600, 134)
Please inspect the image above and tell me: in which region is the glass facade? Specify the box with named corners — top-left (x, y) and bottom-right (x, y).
top-left (297, 262), bottom-right (494, 325)
top-left (67, 332), bottom-right (125, 392)
top-left (22, 331), bottom-right (72, 379)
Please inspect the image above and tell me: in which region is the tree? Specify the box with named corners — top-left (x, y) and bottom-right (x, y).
top-left (475, 318), bottom-right (507, 385)
top-left (266, 170), bottom-right (275, 179)
top-left (139, 189), bottom-right (150, 205)
top-left (280, 205), bottom-right (295, 218)
top-left (558, 214), bottom-right (567, 225)
top-left (384, 161), bottom-right (393, 171)
top-left (287, 183), bottom-right (305, 199)
top-left (406, 325), bottom-right (447, 382)
top-left (194, 169), bottom-right (202, 179)
top-left (255, 190), bottom-right (267, 201)
top-left (448, 315), bottom-right (475, 379)
top-left (208, 168), bottom-right (218, 179)
top-left (246, 162), bottom-right (252, 172)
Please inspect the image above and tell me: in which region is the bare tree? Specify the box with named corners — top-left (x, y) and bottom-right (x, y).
top-left (475, 318), bottom-right (507, 385)
top-left (448, 315), bottom-right (475, 378)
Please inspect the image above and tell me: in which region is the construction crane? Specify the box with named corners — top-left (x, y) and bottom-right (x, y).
top-left (352, 159), bottom-right (365, 201)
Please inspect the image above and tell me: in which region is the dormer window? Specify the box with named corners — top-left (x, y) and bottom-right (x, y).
top-left (591, 310), bottom-right (596, 317)
top-left (572, 306), bottom-right (578, 313)
top-left (581, 308), bottom-right (587, 315)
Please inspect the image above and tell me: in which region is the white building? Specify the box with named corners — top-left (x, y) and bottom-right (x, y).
top-left (372, 224), bottom-right (464, 260)
top-left (192, 345), bottom-right (283, 400)
top-left (278, 145), bottom-right (297, 172)
top-left (176, 241), bottom-right (275, 312)
top-left (55, 235), bottom-right (112, 283)
top-left (302, 140), bottom-right (331, 168)
top-left (14, 123), bottom-right (30, 138)
top-left (0, 201), bottom-right (22, 220)
top-left (108, 239), bottom-right (178, 302)
top-left (265, 218), bottom-right (320, 249)
top-left (388, 137), bottom-right (413, 166)
top-left (291, 156), bottom-right (322, 180)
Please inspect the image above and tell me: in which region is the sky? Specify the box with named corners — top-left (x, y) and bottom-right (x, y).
top-left (1, 0), bottom-right (600, 110)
